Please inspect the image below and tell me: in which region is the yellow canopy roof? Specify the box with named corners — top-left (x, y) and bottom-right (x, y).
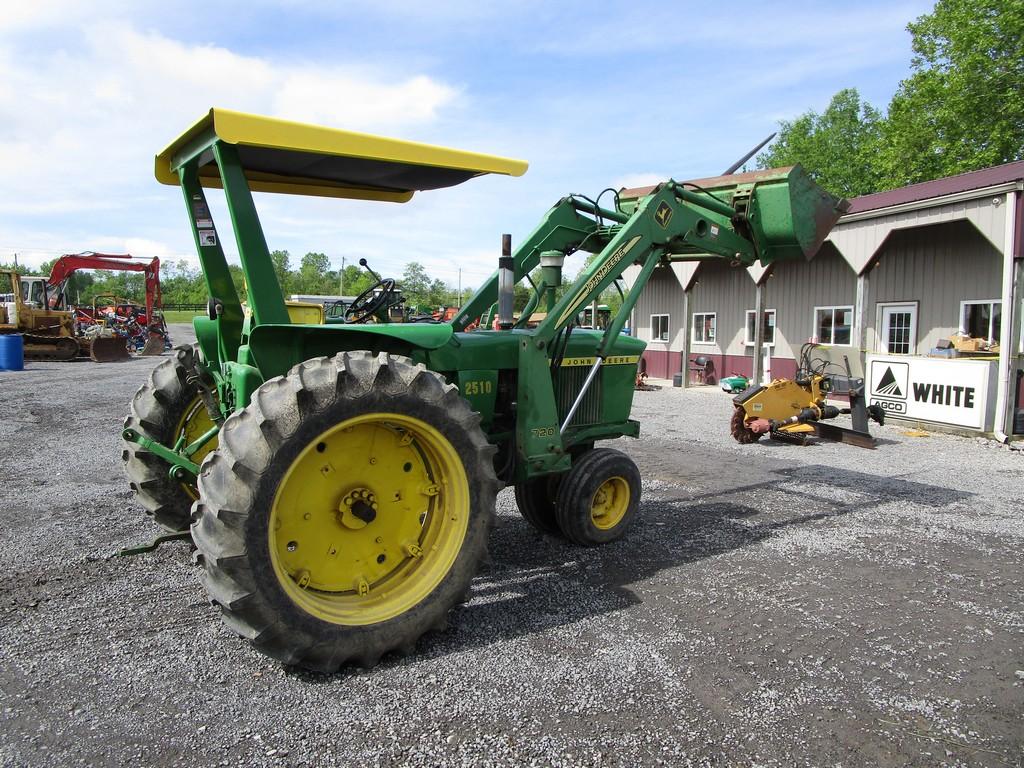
top-left (155, 108), bottom-right (528, 202)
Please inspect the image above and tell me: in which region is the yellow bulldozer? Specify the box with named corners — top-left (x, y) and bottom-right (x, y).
top-left (0, 269), bottom-right (80, 360)
top-left (0, 269), bottom-right (135, 361)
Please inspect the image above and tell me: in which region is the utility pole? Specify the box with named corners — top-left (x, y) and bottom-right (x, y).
top-left (339, 256), bottom-right (345, 296)
top-left (458, 268), bottom-right (462, 306)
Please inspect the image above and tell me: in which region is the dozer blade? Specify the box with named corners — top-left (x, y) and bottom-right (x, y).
top-left (90, 336), bottom-right (131, 362)
top-left (140, 332), bottom-right (165, 356)
top-left (810, 422), bottom-right (877, 449)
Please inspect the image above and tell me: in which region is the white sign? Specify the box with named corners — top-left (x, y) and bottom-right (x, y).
top-left (867, 355), bottom-right (996, 430)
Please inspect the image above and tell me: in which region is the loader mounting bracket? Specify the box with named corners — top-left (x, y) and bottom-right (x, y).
top-left (122, 427), bottom-right (201, 477)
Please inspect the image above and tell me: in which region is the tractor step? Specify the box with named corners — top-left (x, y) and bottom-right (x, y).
top-left (116, 530), bottom-right (192, 557)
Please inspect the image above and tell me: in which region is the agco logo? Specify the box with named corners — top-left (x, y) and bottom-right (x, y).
top-left (870, 361), bottom-right (909, 415)
top-left (875, 366), bottom-right (904, 397)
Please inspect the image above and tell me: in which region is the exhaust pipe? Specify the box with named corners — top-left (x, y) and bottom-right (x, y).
top-left (497, 234), bottom-right (514, 330)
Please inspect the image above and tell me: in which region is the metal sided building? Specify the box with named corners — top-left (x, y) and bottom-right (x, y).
top-left (628, 161), bottom-right (1024, 440)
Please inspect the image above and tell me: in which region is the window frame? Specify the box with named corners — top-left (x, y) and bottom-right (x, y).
top-left (876, 301), bottom-right (918, 355)
top-left (959, 298), bottom-right (1001, 342)
top-left (650, 313), bottom-right (670, 343)
top-left (691, 312), bottom-right (717, 345)
top-left (743, 308), bottom-right (777, 347)
top-left (813, 304), bottom-right (854, 346)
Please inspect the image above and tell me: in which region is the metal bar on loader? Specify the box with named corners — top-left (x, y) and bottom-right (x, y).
top-left (561, 247), bottom-right (662, 434)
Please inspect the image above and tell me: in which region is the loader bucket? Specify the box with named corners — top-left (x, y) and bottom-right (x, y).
top-left (621, 164), bottom-right (848, 265)
top-left (90, 335), bottom-right (131, 362)
top-left (688, 165), bottom-right (848, 264)
top-left (740, 165), bottom-right (849, 263)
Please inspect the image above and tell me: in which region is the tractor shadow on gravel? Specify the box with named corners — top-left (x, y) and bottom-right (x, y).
top-left (412, 463), bottom-right (974, 661)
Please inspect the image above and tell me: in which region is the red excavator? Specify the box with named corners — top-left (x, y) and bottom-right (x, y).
top-left (13, 252), bottom-right (168, 361)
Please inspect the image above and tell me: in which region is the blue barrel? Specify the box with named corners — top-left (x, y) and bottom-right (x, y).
top-left (0, 333), bottom-right (25, 371)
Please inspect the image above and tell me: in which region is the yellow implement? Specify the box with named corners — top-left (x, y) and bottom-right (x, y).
top-left (155, 108), bottom-right (528, 201)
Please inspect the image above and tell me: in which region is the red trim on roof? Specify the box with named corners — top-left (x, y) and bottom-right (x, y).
top-left (847, 160), bottom-right (1024, 214)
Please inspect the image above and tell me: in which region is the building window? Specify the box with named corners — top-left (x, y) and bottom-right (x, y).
top-left (878, 302), bottom-right (917, 355)
top-left (692, 312), bottom-right (716, 344)
top-left (650, 314), bottom-right (669, 342)
top-left (815, 306), bottom-right (853, 345)
top-left (744, 309), bottom-right (776, 346)
top-left (960, 300), bottom-right (1001, 342)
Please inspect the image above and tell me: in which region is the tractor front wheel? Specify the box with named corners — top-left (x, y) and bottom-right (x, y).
top-left (555, 448), bottom-right (640, 546)
top-left (122, 345), bottom-right (218, 530)
top-left (191, 351), bottom-right (498, 671)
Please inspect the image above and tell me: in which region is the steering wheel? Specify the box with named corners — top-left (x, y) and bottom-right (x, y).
top-left (345, 278), bottom-right (397, 323)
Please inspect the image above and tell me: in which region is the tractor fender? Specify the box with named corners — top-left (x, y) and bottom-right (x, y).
top-left (247, 323), bottom-right (453, 379)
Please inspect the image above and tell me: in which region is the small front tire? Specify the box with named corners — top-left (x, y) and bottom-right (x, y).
top-left (555, 448), bottom-right (640, 546)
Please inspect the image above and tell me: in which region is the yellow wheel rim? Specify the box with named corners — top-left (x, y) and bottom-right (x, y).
top-left (269, 413), bottom-right (469, 626)
top-left (174, 395), bottom-right (217, 500)
top-left (590, 476), bottom-right (630, 530)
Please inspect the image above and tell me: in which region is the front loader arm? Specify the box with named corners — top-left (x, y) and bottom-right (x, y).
top-left (537, 182), bottom-right (757, 344)
top-left (452, 198), bottom-right (608, 331)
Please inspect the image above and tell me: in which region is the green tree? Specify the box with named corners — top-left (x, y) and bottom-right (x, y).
top-left (879, 0), bottom-right (1024, 185)
top-left (296, 251), bottom-right (330, 294)
top-left (270, 250), bottom-right (292, 293)
top-left (400, 262), bottom-right (431, 305)
top-left (340, 264), bottom-right (375, 298)
top-left (426, 278), bottom-right (451, 307)
top-left (756, 88), bottom-right (885, 197)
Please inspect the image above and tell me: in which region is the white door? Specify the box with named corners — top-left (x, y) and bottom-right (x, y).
top-left (879, 304), bottom-right (916, 354)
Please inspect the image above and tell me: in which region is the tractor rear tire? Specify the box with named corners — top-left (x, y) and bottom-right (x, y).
top-left (123, 345), bottom-right (218, 531)
top-left (191, 351), bottom-right (499, 672)
top-left (514, 475), bottom-right (562, 535)
top-left (555, 448), bottom-right (640, 546)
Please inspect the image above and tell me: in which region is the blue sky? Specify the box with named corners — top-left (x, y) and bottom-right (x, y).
top-left (0, 0), bottom-right (934, 288)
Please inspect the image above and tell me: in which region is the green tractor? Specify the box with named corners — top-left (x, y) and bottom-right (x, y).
top-left (122, 108), bottom-right (846, 671)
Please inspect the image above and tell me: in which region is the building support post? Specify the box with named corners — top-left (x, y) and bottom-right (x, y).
top-left (680, 287), bottom-right (690, 387)
top-left (994, 191), bottom-right (1020, 441)
top-left (854, 270), bottom-right (870, 363)
top-left (752, 279), bottom-right (765, 386)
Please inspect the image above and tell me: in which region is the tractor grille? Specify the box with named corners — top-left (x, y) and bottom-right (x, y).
top-left (556, 365), bottom-right (603, 426)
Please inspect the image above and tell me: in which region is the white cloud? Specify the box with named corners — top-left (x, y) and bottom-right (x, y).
top-left (0, 18), bottom-right (459, 263)
top-left (275, 71), bottom-right (457, 127)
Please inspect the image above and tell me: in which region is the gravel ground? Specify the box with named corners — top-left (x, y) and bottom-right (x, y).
top-left (1, 324), bottom-right (1022, 767)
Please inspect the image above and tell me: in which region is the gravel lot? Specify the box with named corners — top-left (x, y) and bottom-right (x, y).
top-left (1, 323), bottom-right (1022, 767)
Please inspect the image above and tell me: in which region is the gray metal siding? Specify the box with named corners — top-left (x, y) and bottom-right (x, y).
top-left (689, 260), bottom-right (755, 356)
top-left (633, 265), bottom-right (685, 348)
top-left (830, 195), bottom-right (1008, 274)
top-left (865, 220), bottom-right (1002, 353)
top-left (763, 243), bottom-right (857, 359)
